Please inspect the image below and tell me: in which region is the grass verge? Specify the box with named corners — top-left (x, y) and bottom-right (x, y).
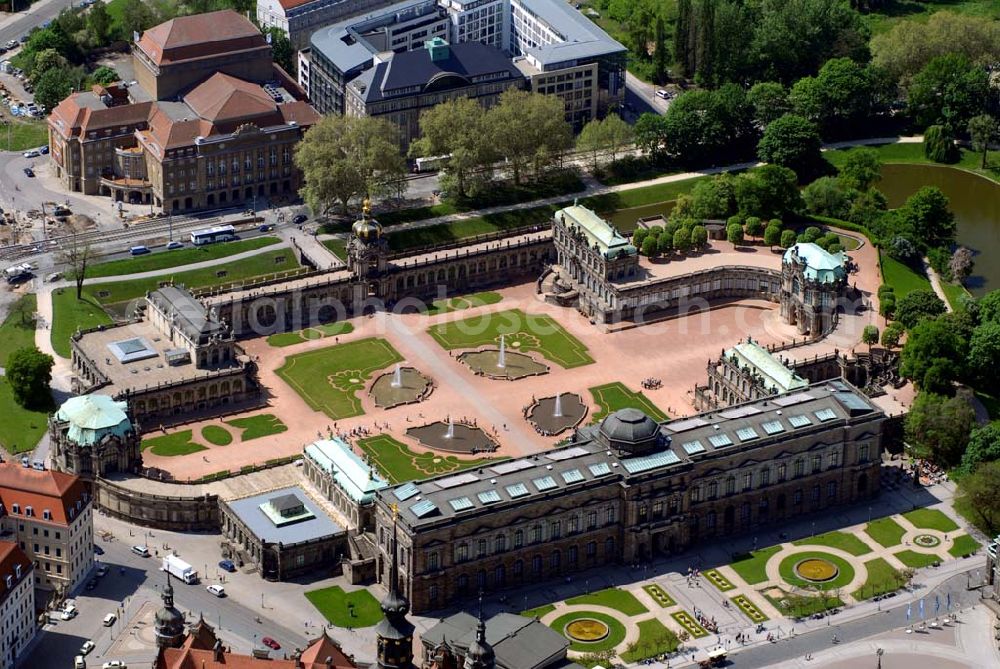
top-left (304, 586), bottom-right (383, 628)
top-left (865, 517), bottom-right (907, 548)
top-left (565, 588), bottom-right (648, 616)
top-left (357, 434), bottom-right (494, 484)
top-left (83, 237), bottom-right (281, 278)
top-left (50, 289), bottom-right (113, 358)
top-left (225, 414), bottom-right (288, 441)
top-left (589, 381), bottom-right (668, 422)
top-left (620, 619), bottom-right (680, 663)
top-left (792, 530), bottom-right (872, 556)
top-left (0, 293), bottom-right (37, 366)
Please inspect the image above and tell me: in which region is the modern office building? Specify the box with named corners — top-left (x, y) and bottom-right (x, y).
top-left (344, 38), bottom-right (526, 147)
top-left (307, 0), bottom-right (624, 127)
top-left (0, 542), bottom-right (34, 669)
top-left (258, 0), bottom-right (398, 50)
top-left (0, 463), bottom-right (94, 597)
top-left (48, 10), bottom-right (320, 214)
top-left (373, 381), bottom-right (885, 612)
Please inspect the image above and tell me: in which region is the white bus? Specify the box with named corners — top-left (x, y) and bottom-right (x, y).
top-left (190, 225), bottom-right (236, 246)
top-left (414, 154), bottom-right (450, 173)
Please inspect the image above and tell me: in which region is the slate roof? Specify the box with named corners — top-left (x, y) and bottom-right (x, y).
top-left (148, 286), bottom-right (226, 344)
top-left (557, 204), bottom-right (635, 259)
top-left (423, 611), bottom-right (570, 669)
top-left (513, 0), bottom-right (626, 67)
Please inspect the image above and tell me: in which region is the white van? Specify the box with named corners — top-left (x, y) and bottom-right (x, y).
top-left (60, 604), bottom-right (78, 620)
top-left (103, 613), bottom-right (117, 626)
top-left (74, 655), bottom-right (86, 669)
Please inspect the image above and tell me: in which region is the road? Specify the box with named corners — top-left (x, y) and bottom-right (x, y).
top-left (0, 0), bottom-right (78, 47)
top-left (22, 535), bottom-right (308, 669)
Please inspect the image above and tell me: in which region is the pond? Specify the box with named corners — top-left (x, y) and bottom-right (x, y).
top-left (878, 163), bottom-right (1000, 296)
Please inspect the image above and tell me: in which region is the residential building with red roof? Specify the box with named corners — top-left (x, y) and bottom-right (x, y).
top-left (0, 462), bottom-right (93, 597)
top-left (48, 9), bottom-right (320, 215)
top-left (0, 541), bottom-right (34, 669)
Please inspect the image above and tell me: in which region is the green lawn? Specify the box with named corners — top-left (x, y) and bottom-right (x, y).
top-left (939, 281), bottom-right (970, 312)
top-left (880, 253), bottom-right (932, 299)
top-left (728, 545), bottom-right (782, 586)
top-left (865, 517), bottom-right (907, 548)
top-left (894, 550), bottom-right (941, 569)
top-left (521, 603), bottom-right (556, 619)
top-left (903, 508), bottom-right (960, 532)
top-left (703, 569), bottom-right (737, 592)
top-left (549, 611), bottom-right (626, 653)
top-left (766, 591), bottom-right (845, 619)
top-left (778, 551), bottom-right (856, 590)
top-left (84, 249), bottom-right (302, 306)
top-left (642, 583), bottom-right (676, 607)
top-left (0, 293), bottom-right (37, 366)
top-left (426, 290), bottom-right (503, 315)
top-left (201, 425), bottom-right (233, 446)
top-left (50, 289), bottom-right (114, 359)
top-left (141, 430), bottom-right (207, 457)
top-left (0, 378), bottom-right (49, 455)
top-left (322, 238), bottom-right (348, 261)
top-left (304, 586), bottom-right (383, 628)
top-left (792, 530), bottom-right (873, 556)
top-left (225, 414), bottom-right (288, 441)
top-left (948, 534), bottom-right (980, 558)
top-left (427, 308), bottom-right (593, 368)
top-left (357, 434), bottom-right (494, 484)
top-left (731, 594), bottom-right (769, 623)
top-left (620, 619), bottom-right (680, 663)
top-left (671, 610), bottom-right (708, 638)
top-left (84, 237), bottom-right (281, 278)
top-left (565, 588), bottom-right (648, 616)
top-left (385, 204), bottom-right (558, 251)
top-left (266, 321), bottom-right (354, 347)
top-left (1, 119), bottom-right (49, 152)
top-left (826, 142), bottom-right (1000, 183)
top-left (276, 338), bottom-right (402, 420)
top-left (588, 382), bottom-right (668, 422)
top-left (852, 557), bottom-right (908, 601)
top-left (863, 0), bottom-right (1000, 35)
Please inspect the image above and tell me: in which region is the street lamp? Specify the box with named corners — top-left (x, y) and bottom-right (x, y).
top-left (876, 647), bottom-right (884, 668)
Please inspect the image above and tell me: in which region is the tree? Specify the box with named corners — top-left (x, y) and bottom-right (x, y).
top-left (31, 48), bottom-right (68, 83)
top-left (958, 423), bottom-right (1000, 479)
top-left (734, 164), bottom-right (803, 219)
top-left (779, 228), bottom-right (797, 248)
top-left (969, 322), bottom-right (1000, 393)
top-left (632, 228), bottom-right (648, 249)
top-left (87, 1), bottom-right (112, 44)
top-left (295, 115), bottom-right (405, 215)
top-left (837, 147), bottom-right (881, 191)
top-left (743, 216), bottom-right (763, 239)
top-left (91, 66), bottom-right (119, 85)
top-left (862, 325), bottom-right (879, 349)
top-left (802, 176), bottom-right (850, 219)
top-left (897, 186), bottom-right (955, 251)
top-left (757, 114), bottom-right (822, 173)
top-left (949, 247), bottom-right (974, 286)
top-left (899, 317), bottom-right (966, 394)
top-left (59, 219), bottom-right (94, 300)
top-left (957, 460), bottom-right (1000, 535)
top-left (673, 227), bottom-right (692, 253)
top-left (119, 0), bottom-right (157, 41)
top-left (691, 225), bottom-right (708, 249)
top-left (411, 97), bottom-right (493, 198)
top-left (641, 236), bottom-right (659, 258)
top-left (968, 114), bottom-right (999, 169)
top-left (689, 175), bottom-right (737, 220)
top-left (907, 54), bottom-right (989, 133)
top-left (634, 113), bottom-right (669, 158)
top-left (33, 67), bottom-right (75, 117)
top-left (764, 222), bottom-right (782, 247)
top-left (894, 289), bottom-right (947, 329)
top-left (747, 82), bottom-right (790, 127)
top-left (978, 291), bottom-right (1000, 325)
top-left (603, 114), bottom-right (634, 162)
top-left (904, 392), bottom-right (975, 466)
top-left (652, 15), bottom-right (668, 84)
top-left (489, 89), bottom-right (572, 184)
top-left (657, 232), bottom-right (673, 255)
top-left (881, 322), bottom-right (904, 348)
top-left (263, 27), bottom-right (295, 76)
top-left (923, 125), bottom-right (959, 164)
top-left (726, 221), bottom-right (744, 245)
top-left (788, 58), bottom-right (886, 137)
top-left (6, 347), bottom-right (54, 410)
top-left (879, 294), bottom-right (896, 318)
top-left (576, 118), bottom-right (607, 173)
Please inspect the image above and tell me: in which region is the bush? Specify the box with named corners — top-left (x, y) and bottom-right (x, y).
top-left (745, 216), bottom-right (764, 238)
top-left (727, 222), bottom-right (745, 245)
top-left (691, 225), bottom-right (708, 249)
top-left (632, 228), bottom-right (648, 248)
top-left (641, 236), bottom-right (659, 257)
top-left (764, 223), bottom-right (782, 247)
top-left (880, 295), bottom-right (896, 318)
top-left (878, 284), bottom-right (895, 299)
top-left (802, 226), bottom-right (823, 243)
top-left (780, 229), bottom-right (797, 248)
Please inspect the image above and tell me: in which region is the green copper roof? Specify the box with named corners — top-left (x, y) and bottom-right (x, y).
top-left (305, 438), bottom-right (388, 504)
top-left (55, 395), bottom-right (133, 447)
top-left (725, 339), bottom-right (808, 395)
top-left (782, 242), bottom-right (847, 284)
top-left (557, 204), bottom-right (636, 259)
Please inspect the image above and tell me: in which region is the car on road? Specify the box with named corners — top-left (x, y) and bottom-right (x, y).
top-left (258, 224), bottom-right (273, 232)
top-left (75, 656), bottom-right (86, 669)
top-left (655, 88), bottom-right (670, 100)
top-left (291, 214), bottom-right (308, 225)
top-left (79, 641), bottom-right (95, 656)
top-left (22, 167), bottom-right (34, 177)
top-left (96, 565), bottom-right (109, 577)
top-left (262, 637), bottom-right (280, 650)
top-left (39, 145), bottom-right (49, 155)
top-left (166, 240), bottom-right (184, 250)
top-left (218, 559), bottom-right (236, 572)
top-left (207, 584), bottom-right (225, 597)
top-left (93, 544), bottom-right (104, 556)
top-left (22, 149), bottom-right (39, 158)
top-left (103, 613), bottom-right (117, 626)
top-left (129, 245), bottom-right (150, 256)
top-left (131, 545), bottom-right (150, 557)
top-left (60, 605), bottom-right (78, 620)
top-left (102, 661), bottom-right (127, 669)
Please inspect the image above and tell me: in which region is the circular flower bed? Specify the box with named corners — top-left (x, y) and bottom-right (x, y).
top-left (913, 534), bottom-right (941, 548)
top-left (778, 551), bottom-right (856, 590)
top-left (565, 618), bottom-right (610, 642)
top-left (794, 558), bottom-right (839, 583)
top-left (549, 611), bottom-right (626, 653)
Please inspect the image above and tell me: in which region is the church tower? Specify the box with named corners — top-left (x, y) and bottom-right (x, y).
top-left (462, 596), bottom-right (495, 669)
top-left (375, 510), bottom-right (415, 669)
top-left (347, 197), bottom-right (388, 284)
top-left (154, 572), bottom-right (186, 649)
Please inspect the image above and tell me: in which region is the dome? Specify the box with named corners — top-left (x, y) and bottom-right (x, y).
top-left (352, 215), bottom-right (382, 241)
top-left (155, 604), bottom-right (184, 627)
top-left (598, 408), bottom-right (660, 451)
top-left (782, 242), bottom-right (847, 284)
top-left (55, 395), bottom-right (133, 447)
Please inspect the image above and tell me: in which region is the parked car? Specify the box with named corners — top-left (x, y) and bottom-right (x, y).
top-left (22, 149), bottom-right (39, 158)
top-left (261, 637), bottom-right (280, 650)
top-left (166, 240), bottom-right (184, 250)
top-left (102, 661), bottom-right (127, 669)
top-left (655, 89), bottom-right (669, 100)
top-left (129, 245), bottom-right (150, 256)
top-left (96, 565), bottom-right (109, 577)
top-left (60, 605), bottom-right (78, 620)
top-left (103, 613), bottom-right (117, 627)
top-left (218, 559), bottom-right (236, 572)
top-left (79, 641), bottom-right (95, 656)
top-left (74, 656), bottom-right (86, 669)
top-left (38, 145), bottom-right (48, 155)
top-left (93, 544), bottom-right (104, 556)
top-left (22, 167), bottom-right (34, 177)
top-left (207, 584), bottom-right (225, 597)
top-left (291, 214), bottom-right (308, 225)
top-left (131, 545), bottom-right (150, 557)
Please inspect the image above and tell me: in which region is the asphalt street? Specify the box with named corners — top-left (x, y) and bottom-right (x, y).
top-left (0, 0), bottom-right (78, 47)
top-left (22, 535), bottom-right (308, 669)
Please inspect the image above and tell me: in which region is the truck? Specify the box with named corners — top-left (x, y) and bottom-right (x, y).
top-left (4, 263), bottom-right (32, 284)
top-left (161, 554), bottom-right (198, 584)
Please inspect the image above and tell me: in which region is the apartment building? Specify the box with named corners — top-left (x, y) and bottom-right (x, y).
top-left (0, 463), bottom-right (93, 596)
top-left (257, 0), bottom-right (398, 50)
top-left (0, 543), bottom-right (34, 669)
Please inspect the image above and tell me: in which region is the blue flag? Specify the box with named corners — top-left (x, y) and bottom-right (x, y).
top-left (935, 595), bottom-right (940, 613)
top-left (906, 603), bottom-right (912, 621)
top-left (919, 599), bottom-right (925, 620)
